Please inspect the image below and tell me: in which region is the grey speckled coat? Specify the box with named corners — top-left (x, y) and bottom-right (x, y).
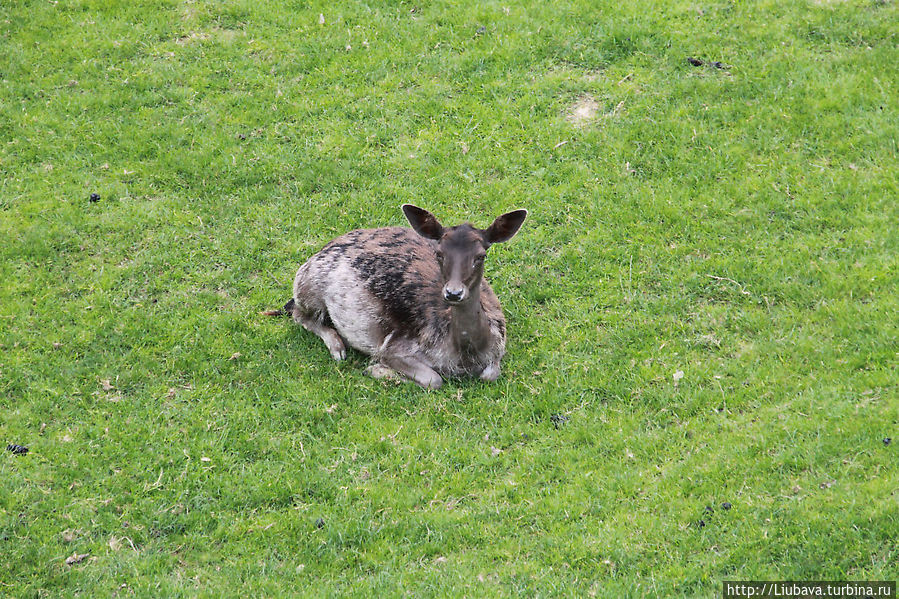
top-left (281, 205), bottom-right (527, 389)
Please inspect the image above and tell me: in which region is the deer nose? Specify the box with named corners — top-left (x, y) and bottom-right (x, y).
top-left (443, 286), bottom-right (466, 303)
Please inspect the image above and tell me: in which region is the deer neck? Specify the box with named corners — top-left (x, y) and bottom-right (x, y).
top-left (449, 288), bottom-right (490, 352)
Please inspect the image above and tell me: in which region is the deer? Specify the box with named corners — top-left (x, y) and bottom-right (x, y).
top-left (265, 205), bottom-right (527, 389)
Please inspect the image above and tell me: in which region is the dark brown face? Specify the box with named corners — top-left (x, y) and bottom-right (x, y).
top-left (434, 225), bottom-right (487, 304)
top-left (401, 203), bottom-right (527, 305)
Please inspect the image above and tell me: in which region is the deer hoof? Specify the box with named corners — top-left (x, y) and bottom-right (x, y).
top-left (480, 363), bottom-right (501, 382)
top-left (324, 337), bottom-right (346, 361)
top-left (421, 373), bottom-right (443, 390)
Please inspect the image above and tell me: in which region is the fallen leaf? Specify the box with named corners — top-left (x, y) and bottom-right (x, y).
top-left (100, 379), bottom-right (115, 391)
top-left (673, 370), bottom-right (684, 384)
top-left (318, 13), bottom-right (325, 25)
top-left (200, 456), bottom-right (211, 462)
top-left (228, 352), bottom-right (241, 361)
top-left (65, 552), bottom-right (90, 565)
top-left (699, 334), bottom-right (720, 347)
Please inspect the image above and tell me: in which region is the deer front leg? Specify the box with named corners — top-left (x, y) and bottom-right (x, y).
top-left (376, 354), bottom-right (443, 389)
top-left (480, 362), bottom-right (501, 382)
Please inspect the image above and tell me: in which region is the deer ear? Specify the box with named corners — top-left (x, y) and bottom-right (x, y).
top-left (485, 209), bottom-right (527, 244)
top-left (402, 204), bottom-right (444, 240)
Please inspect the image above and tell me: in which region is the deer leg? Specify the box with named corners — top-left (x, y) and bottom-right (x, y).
top-left (479, 361), bottom-right (501, 382)
top-left (375, 354), bottom-right (443, 390)
top-left (293, 313), bottom-right (346, 361)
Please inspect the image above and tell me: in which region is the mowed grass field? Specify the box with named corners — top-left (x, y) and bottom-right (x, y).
top-left (2, 0), bottom-right (897, 596)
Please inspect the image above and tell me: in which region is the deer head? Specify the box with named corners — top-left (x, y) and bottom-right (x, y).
top-left (402, 204), bottom-right (527, 305)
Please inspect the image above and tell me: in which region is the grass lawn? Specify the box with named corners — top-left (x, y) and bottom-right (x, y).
top-left (1, 0), bottom-right (897, 596)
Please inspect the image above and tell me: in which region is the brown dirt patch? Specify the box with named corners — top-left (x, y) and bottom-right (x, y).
top-left (566, 94), bottom-right (599, 126)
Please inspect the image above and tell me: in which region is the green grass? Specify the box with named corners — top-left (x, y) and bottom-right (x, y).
top-left (1, 0), bottom-right (897, 596)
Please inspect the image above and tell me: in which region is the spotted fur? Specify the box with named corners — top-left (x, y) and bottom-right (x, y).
top-left (281, 206), bottom-right (527, 389)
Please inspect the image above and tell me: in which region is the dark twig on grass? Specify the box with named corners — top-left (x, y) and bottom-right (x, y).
top-left (6, 444), bottom-right (28, 455)
top-left (687, 57), bottom-right (731, 69)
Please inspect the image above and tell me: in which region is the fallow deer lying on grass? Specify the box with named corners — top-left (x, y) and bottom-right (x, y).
top-left (267, 205), bottom-right (527, 389)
